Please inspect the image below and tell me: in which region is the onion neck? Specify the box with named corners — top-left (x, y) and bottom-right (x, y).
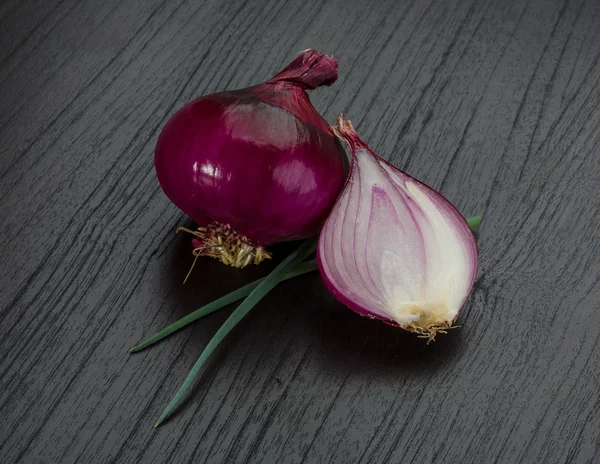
top-left (269, 49), bottom-right (338, 90)
top-left (330, 115), bottom-right (366, 151)
top-left (252, 82), bottom-right (332, 134)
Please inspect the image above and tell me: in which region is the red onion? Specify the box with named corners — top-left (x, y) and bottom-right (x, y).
top-left (155, 50), bottom-right (349, 267)
top-left (317, 117), bottom-right (479, 340)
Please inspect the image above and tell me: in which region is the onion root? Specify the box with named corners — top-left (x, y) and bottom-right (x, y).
top-left (177, 222), bottom-right (272, 274)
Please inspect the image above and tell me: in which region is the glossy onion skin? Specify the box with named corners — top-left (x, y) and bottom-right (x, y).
top-left (154, 51), bottom-right (349, 246)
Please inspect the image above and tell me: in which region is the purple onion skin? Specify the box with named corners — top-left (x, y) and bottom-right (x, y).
top-left (154, 50), bottom-right (349, 246)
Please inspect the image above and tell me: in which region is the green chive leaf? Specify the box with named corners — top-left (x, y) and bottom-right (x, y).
top-left (130, 259), bottom-right (318, 353)
top-left (467, 216), bottom-right (483, 231)
top-left (153, 238), bottom-right (318, 427)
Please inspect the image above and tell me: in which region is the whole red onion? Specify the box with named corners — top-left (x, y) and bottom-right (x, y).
top-left (155, 50), bottom-right (348, 267)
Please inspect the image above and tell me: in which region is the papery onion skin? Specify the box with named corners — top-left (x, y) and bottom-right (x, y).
top-left (317, 117), bottom-right (478, 339)
top-left (155, 50), bottom-right (349, 263)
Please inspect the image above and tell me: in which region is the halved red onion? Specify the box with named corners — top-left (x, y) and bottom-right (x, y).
top-left (317, 116), bottom-right (478, 340)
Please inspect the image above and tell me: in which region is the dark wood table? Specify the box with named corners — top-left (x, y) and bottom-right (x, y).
top-left (2, 0), bottom-right (599, 462)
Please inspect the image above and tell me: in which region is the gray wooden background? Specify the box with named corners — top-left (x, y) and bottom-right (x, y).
top-left (1, 0), bottom-right (599, 462)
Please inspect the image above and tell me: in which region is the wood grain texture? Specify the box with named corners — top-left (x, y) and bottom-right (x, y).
top-left (1, 0), bottom-right (600, 462)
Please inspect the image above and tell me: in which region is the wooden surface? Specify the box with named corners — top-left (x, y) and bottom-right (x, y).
top-left (1, 0), bottom-right (600, 462)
